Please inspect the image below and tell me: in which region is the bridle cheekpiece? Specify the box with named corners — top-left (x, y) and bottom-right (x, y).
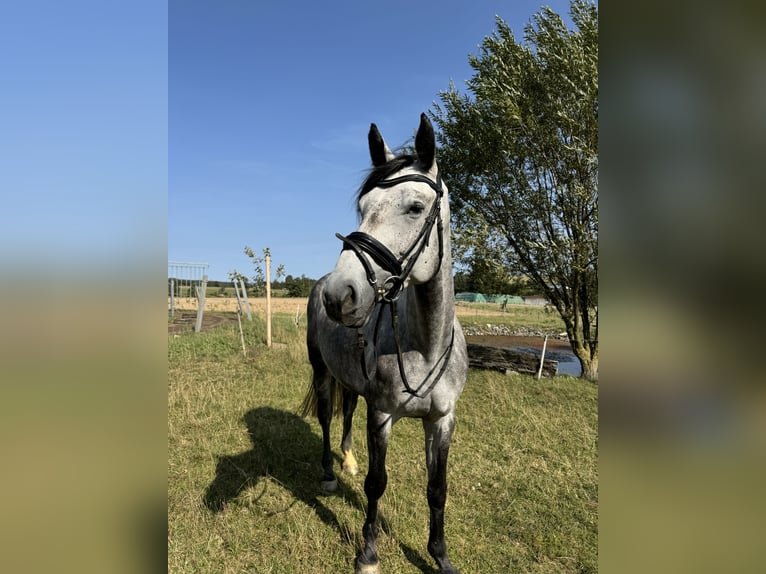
top-left (334, 170), bottom-right (452, 396)
top-left (335, 171), bottom-right (445, 303)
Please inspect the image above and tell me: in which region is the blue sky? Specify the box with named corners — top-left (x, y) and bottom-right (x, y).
top-left (1, 1), bottom-right (167, 277)
top-left (169, 0), bottom-right (576, 281)
top-left (0, 1), bottom-right (575, 283)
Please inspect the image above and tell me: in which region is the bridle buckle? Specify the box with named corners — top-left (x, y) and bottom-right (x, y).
top-left (378, 275), bottom-right (402, 302)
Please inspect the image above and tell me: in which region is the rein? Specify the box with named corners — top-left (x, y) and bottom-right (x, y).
top-left (335, 171), bottom-right (454, 397)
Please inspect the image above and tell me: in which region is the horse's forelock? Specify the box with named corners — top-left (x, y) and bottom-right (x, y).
top-left (356, 154), bottom-right (417, 210)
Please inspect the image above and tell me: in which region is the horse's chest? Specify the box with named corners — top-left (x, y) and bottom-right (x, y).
top-left (367, 352), bottom-right (456, 417)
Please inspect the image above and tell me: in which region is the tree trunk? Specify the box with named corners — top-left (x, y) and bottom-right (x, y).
top-left (561, 305), bottom-right (598, 382)
top-left (575, 347), bottom-right (598, 382)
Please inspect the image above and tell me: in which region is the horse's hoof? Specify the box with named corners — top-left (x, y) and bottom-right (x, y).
top-left (320, 478), bottom-right (338, 492)
top-left (342, 450), bottom-right (359, 476)
top-left (354, 560), bottom-right (380, 574)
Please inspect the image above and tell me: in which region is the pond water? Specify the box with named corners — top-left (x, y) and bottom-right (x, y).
top-left (465, 335), bottom-right (582, 377)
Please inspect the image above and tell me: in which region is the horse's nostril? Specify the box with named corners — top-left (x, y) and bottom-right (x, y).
top-left (321, 289), bottom-right (335, 313)
top-left (323, 283), bottom-right (358, 323)
top-left (340, 285), bottom-right (356, 314)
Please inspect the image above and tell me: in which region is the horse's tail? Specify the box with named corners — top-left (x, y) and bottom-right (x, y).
top-left (298, 379), bottom-right (319, 418)
top-left (301, 277), bottom-right (344, 418)
top-left (299, 376), bottom-right (344, 419)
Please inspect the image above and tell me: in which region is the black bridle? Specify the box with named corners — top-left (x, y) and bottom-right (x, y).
top-left (335, 171), bottom-right (454, 396)
top-left (335, 171), bottom-right (445, 303)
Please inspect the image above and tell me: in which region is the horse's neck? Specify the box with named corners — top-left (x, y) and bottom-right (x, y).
top-left (404, 192), bottom-right (455, 359)
top-left (406, 257), bottom-right (455, 361)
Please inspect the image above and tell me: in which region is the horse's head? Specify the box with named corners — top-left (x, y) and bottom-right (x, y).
top-left (323, 114), bottom-right (447, 328)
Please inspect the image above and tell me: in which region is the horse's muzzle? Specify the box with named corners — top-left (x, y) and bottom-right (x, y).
top-left (322, 276), bottom-right (374, 328)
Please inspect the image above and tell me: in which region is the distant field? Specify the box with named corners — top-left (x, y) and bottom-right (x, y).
top-left (168, 297), bottom-right (566, 333)
top-left (170, 296), bottom-right (307, 316)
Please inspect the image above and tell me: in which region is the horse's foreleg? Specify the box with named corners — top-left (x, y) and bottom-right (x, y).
top-left (356, 408), bottom-right (391, 574)
top-left (315, 374), bottom-right (338, 492)
top-left (423, 413), bottom-right (459, 574)
top-left (341, 388), bottom-right (359, 476)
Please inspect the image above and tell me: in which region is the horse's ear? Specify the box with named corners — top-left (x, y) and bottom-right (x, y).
top-left (415, 113), bottom-right (435, 172)
top-left (368, 123), bottom-right (394, 167)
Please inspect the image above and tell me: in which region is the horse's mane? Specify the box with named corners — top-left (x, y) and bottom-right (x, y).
top-left (357, 154), bottom-right (417, 210)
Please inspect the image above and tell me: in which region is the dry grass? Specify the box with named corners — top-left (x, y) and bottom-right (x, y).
top-left (168, 312), bottom-right (597, 573)
top-left (170, 296), bottom-right (308, 315)
top-left (169, 296), bottom-right (563, 324)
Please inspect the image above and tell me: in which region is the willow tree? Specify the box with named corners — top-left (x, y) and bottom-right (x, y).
top-left (433, 0), bottom-right (598, 380)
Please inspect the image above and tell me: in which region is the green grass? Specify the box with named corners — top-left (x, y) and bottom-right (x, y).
top-left (455, 302), bottom-right (567, 333)
top-left (168, 313), bottom-right (597, 573)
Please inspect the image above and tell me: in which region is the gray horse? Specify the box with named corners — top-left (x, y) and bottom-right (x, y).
top-left (302, 114), bottom-right (468, 574)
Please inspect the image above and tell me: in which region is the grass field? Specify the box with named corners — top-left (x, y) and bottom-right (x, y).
top-left (168, 311), bottom-right (597, 573)
top-left (170, 297), bottom-right (567, 334)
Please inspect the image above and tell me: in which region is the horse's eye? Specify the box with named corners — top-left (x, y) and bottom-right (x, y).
top-left (408, 202), bottom-right (425, 216)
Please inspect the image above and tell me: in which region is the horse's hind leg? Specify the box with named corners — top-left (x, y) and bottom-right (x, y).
top-left (306, 327), bottom-right (340, 492)
top-left (423, 413), bottom-right (459, 574)
top-left (312, 368), bottom-right (339, 492)
top-left (341, 387), bottom-right (359, 476)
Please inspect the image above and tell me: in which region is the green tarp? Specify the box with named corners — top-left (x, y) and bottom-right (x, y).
top-left (456, 293), bottom-right (525, 305)
top-left (455, 292), bottom-right (487, 302)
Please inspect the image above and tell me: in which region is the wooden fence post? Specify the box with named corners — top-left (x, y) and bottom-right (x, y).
top-left (169, 278), bottom-right (175, 318)
top-left (194, 274), bottom-right (208, 333)
top-left (233, 277), bottom-right (252, 321)
top-left (240, 279), bottom-right (253, 321)
top-left (266, 254), bottom-right (272, 347)
top-left (536, 335), bottom-right (548, 380)
top-left (233, 277), bottom-right (243, 315)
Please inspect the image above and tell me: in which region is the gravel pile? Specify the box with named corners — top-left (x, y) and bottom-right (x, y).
top-left (462, 323), bottom-right (567, 339)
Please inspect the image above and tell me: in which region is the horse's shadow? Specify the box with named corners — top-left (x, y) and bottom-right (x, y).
top-left (203, 406), bottom-right (437, 573)
top-left (203, 407), bottom-right (359, 539)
